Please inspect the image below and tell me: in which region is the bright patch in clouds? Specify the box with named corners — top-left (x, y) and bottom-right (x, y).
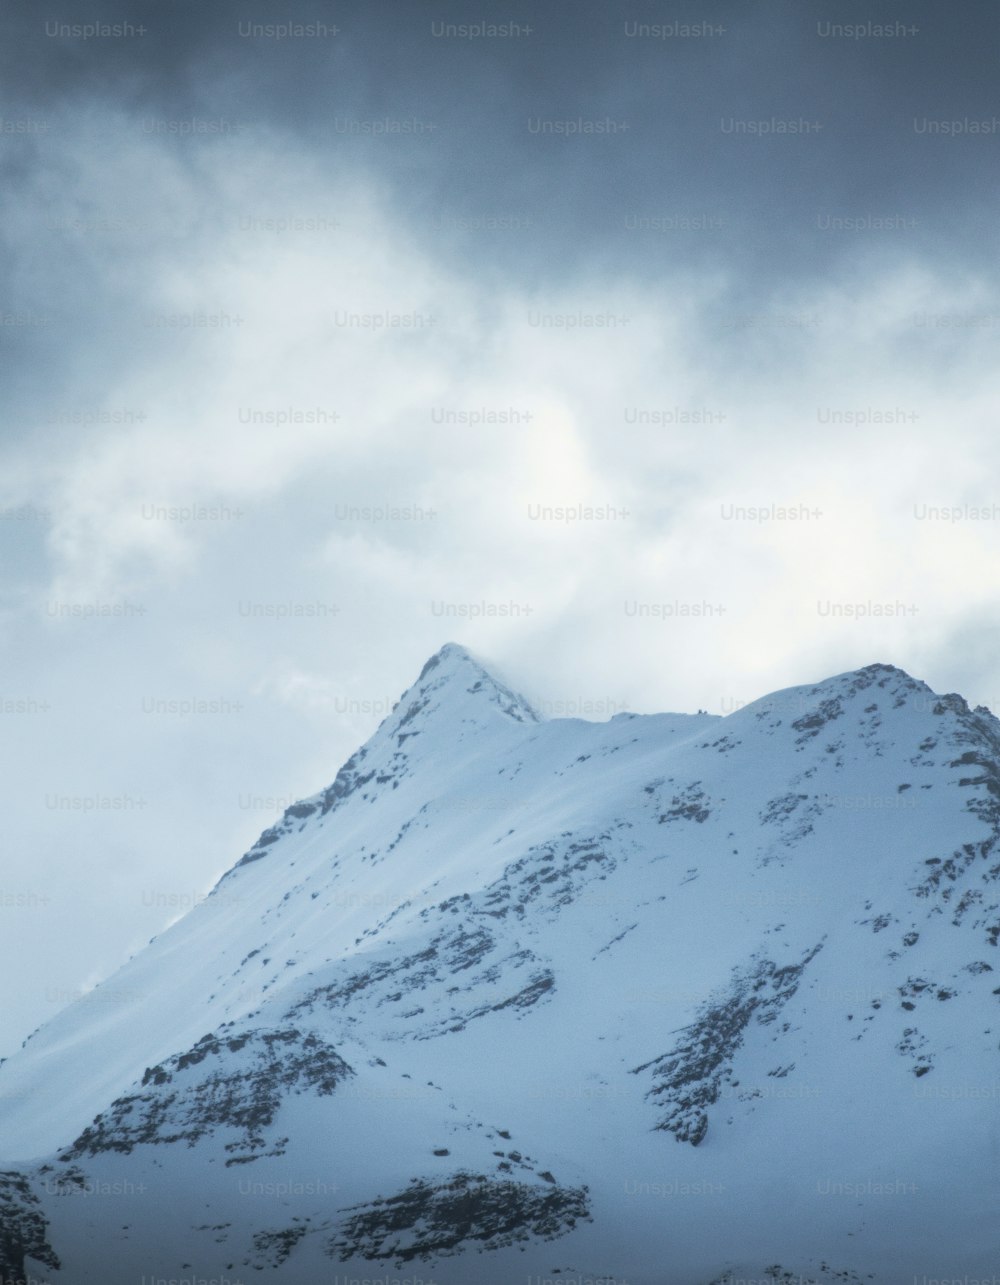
top-left (20, 120), bottom-right (1000, 699)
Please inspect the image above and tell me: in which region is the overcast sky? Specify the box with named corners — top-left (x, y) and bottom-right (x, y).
top-left (2, 0), bottom-right (999, 1059)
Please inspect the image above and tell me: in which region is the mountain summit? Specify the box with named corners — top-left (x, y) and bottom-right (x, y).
top-left (2, 652), bottom-right (999, 1285)
top-left (406, 640), bottom-right (542, 724)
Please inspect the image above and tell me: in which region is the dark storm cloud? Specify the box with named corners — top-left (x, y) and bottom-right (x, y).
top-left (3, 0), bottom-right (999, 287)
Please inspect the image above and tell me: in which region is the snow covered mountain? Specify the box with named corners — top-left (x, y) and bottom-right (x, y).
top-left (3, 643), bottom-right (1000, 1285)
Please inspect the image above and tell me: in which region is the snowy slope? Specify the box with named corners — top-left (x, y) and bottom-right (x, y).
top-left (2, 644), bottom-right (1000, 1285)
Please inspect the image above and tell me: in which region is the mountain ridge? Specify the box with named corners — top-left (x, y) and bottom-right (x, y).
top-left (2, 648), bottom-right (999, 1284)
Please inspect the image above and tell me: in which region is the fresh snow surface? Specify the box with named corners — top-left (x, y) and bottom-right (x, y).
top-left (2, 642), bottom-right (999, 1284)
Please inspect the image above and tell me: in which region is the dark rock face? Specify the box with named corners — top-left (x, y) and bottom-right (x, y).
top-left (283, 832), bottom-right (623, 1043)
top-left (225, 747), bottom-right (375, 877)
top-left (238, 1167), bottom-right (589, 1271)
top-left (657, 782), bottom-right (712, 825)
top-left (898, 696), bottom-right (1000, 949)
top-left (476, 830), bottom-right (618, 921)
top-left (59, 1028), bottom-right (354, 1166)
top-left (632, 943), bottom-right (823, 1144)
top-left (328, 1171), bottom-right (590, 1264)
top-left (249, 1223), bottom-right (309, 1268)
top-left (0, 1171), bottom-right (59, 1285)
top-left (706, 1265), bottom-right (872, 1285)
top-left (284, 918), bottom-right (555, 1042)
top-left (790, 697), bottom-right (848, 748)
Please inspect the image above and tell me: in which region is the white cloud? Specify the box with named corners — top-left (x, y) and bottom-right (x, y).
top-left (2, 108), bottom-right (1000, 1057)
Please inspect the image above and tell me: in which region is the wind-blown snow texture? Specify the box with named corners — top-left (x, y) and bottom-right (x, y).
top-left (2, 644), bottom-right (999, 1284)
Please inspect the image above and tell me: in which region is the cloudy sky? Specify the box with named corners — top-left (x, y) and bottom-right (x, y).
top-left (2, 0), bottom-right (999, 1058)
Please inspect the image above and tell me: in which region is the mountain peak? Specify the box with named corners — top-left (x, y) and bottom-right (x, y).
top-left (733, 660), bottom-right (935, 723)
top-left (217, 644), bottom-right (539, 886)
top-left (402, 642), bottom-right (541, 727)
top-left (416, 640), bottom-right (473, 680)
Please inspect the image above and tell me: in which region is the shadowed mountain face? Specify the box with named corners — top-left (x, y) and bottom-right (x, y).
top-left (2, 645), bottom-right (999, 1285)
